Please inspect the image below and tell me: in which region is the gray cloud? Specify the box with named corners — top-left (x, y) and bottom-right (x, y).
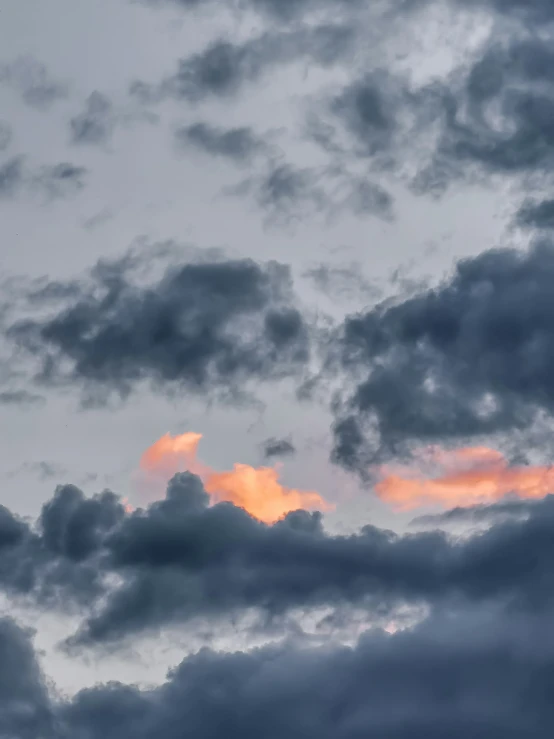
top-left (175, 122), bottom-right (266, 163)
top-left (231, 160), bottom-right (393, 224)
top-left (70, 92), bottom-right (115, 146)
top-left (4, 472), bottom-right (554, 646)
top-left (331, 242), bottom-right (554, 468)
top-left (262, 437), bottom-right (296, 459)
top-left (58, 608), bottom-right (554, 738)
top-left (0, 619), bottom-right (55, 739)
top-left (0, 56), bottom-right (67, 109)
top-left (131, 24), bottom-right (355, 104)
top-left (7, 568), bottom-right (554, 737)
top-left (5, 254), bottom-right (310, 406)
top-left (0, 157), bottom-right (87, 202)
top-left (0, 389), bottom-right (45, 407)
top-left (517, 199), bottom-right (554, 230)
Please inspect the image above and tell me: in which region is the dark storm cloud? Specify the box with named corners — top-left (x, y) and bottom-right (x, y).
top-left (4, 473), bottom-right (554, 645)
top-left (517, 199), bottom-right (554, 230)
top-left (0, 157), bottom-right (87, 201)
top-left (0, 619), bottom-right (55, 739)
top-left (70, 91), bottom-right (115, 146)
top-left (175, 122), bottom-right (265, 163)
top-left (0, 56), bottom-right (67, 109)
top-left (0, 484), bottom-right (124, 606)
top-left (59, 609), bottom-right (554, 739)
top-left (5, 254), bottom-right (310, 405)
top-left (262, 437), bottom-right (296, 459)
top-left (131, 24), bottom-right (354, 104)
top-left (10, 593), bottom-right (554, 737)
top-left (331, 242), bottom-right (554, 468)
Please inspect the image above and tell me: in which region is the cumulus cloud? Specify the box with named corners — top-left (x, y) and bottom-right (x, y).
top-left (3, 472), bottom-right (554, 646)
top-left (7, 596), bottom-right (554, 737)
top-left (331, 242), bottom-right (554, 469)
top-left (4, 254), bottom-right (310, 405)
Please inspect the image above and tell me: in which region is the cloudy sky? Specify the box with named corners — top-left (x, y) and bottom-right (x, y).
top-left (3, 0), bottom-right (554, 735)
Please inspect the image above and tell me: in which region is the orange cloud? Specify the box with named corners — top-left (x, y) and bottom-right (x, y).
top-left (375, 445), bottom-right (554, 510)
top-left (137, 432), bottom-right (332, 523)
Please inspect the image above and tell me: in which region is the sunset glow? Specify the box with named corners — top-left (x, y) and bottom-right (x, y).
top-left (375, 446), bottom-right (554, 510)
top-left (137, 432), bottom-right (331, 523)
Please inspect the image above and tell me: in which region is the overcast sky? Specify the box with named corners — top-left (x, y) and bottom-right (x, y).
top-left (3, 0), bottom-right (554, 736)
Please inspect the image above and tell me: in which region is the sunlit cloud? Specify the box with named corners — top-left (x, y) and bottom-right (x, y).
top-left (375, 446), bottom-right (554, 510)
top-left (136, 431), bottom-right (332, 523)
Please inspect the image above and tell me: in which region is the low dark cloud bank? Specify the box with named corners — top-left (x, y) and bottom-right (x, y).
top-left (6, 606), bottom-right (554, 738)
top-left (4, 255), bottom-right (310, 405)
top-left (5, 481), bottom-right (554, 736)
top-left (4, 472), bottom-right (554, 646)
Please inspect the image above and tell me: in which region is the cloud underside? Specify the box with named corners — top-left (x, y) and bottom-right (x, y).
top-left (6, 604), bottom-right (554, 739)
top-left (3, 477), bottom-right (554, 736)
top-left (2, 472), bottom-right (554, 648)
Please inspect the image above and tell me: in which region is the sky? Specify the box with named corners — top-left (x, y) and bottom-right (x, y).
top-left (3, 0), bottom-right (554, 735)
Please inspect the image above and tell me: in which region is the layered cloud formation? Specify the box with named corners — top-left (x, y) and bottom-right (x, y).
top-left (5, 0), bottom-right (554, 733)
top-left (2, 470), bottom-right (554, 649)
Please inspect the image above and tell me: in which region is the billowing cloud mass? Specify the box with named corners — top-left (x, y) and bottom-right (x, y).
top-left (376, 445), bottom-right (554, 509)
top-left (1, 472), bottom-right (554, 647)
top-left (332, 243), bottom-right (554, 469)
top-left (6, 605), bottom-right (554, 738)
top-left (4, 254), bottom-right (309, 405)
top-left (137, 431), bottom-right (329, 522)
